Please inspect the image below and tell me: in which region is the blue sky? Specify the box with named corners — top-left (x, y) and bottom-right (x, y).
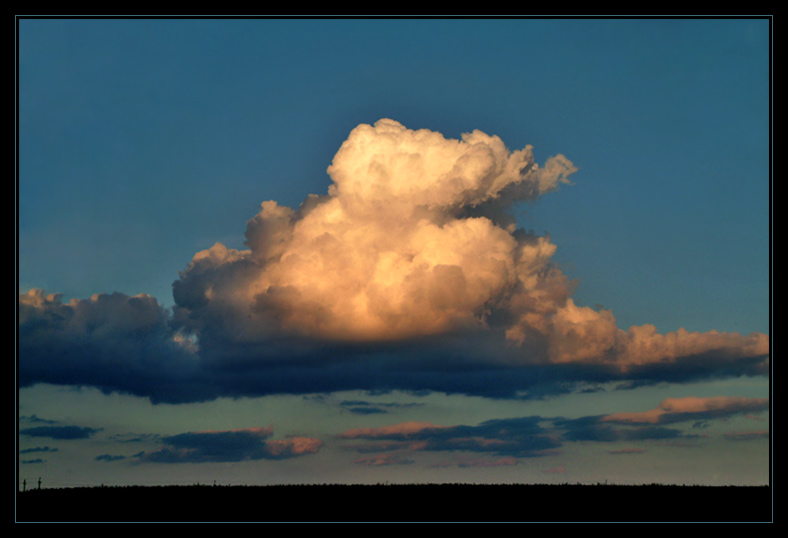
top-left (17, 17), bottom-right (770, 494)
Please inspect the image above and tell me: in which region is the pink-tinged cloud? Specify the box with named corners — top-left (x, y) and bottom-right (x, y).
top-left (339, 416), bottom-right (561, 459)
top-left (529, 299), bottom-right (770, 370)
top-left (263, 437), bottom-right (323, 458)
top-left (543, 464), bottom-right (567, 474)
top-left (724, 430), bottom-right (769, 441)
top-left (338, 421), bottom-right (446, 440)
top-left (137, 427), bottom-right (323, 463)
top-left (601, 396), bottom-right (769, 425)
top-left (431, 456), bottom-right (521, 468)
top-left (353, 453), bottom-right (415, 466)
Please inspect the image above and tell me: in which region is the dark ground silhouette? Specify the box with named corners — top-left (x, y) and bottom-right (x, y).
top-left (16, 483), bottom-right (771, 522)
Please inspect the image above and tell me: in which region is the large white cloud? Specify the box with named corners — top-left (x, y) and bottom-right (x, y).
top-left (19, 119), bottom-right (770, 401)
top-left (172, 119), bottom-right (767, 371)
top-left (173, 119), bottom-right (577, 344)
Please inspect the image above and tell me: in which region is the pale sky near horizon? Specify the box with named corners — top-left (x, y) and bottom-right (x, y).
top-left (17, 17), bottom-right (770, 493)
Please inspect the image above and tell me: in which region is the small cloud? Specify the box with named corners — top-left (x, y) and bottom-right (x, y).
top-left (430, 456), bottom-right (520, 468)
top-left (339, 417), bottom-right (560, 458)
top-left (338, 399), bottom-right (426, 415)
top-left (724, 430), bottom-right (769, 442)
top-left (601, 396), bottom-right (769, 425)
top-left (136, 426), bottom-right (322, 463)
top-left (19, 446), bottom-right (58, 454)
top-left (345, 406), bottom-right (389, 415)
top-left (338, 421), bottom-right (445, 440)
top-left (262, 437), bottom-right (323, 459)
top-left (543, 464), bottom-right (567, 474)
top-left (555, 415), bottom-right (683, 444)
top-left (20, 425), bottom-right (101, 440)
top-left (19, 414), bottom-right (59, 425)
top-left (95, 454), bottom-right (126, 462)
top-left (353, 453), bottom-right (415, 466)
top-left (108, 432), bottom-right (161, 444)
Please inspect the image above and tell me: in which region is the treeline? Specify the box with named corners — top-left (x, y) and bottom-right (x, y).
top-left (17, 483), bottom-right (771, 522)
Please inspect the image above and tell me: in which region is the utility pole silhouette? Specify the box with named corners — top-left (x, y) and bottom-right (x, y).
top-left (38, 477), bottom-right (41, 490)
top-left (22, 479), bottom-right (26, 492)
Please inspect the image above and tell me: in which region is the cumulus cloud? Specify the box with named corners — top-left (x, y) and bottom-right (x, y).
top-left (170, 119), bottom-right (768, 369)
top-left (172, 119), bottom-right (578, 347)
top-left (18, 289), bottom-right (213, 403)
top-left (18, 119), bottom-right (770, 402)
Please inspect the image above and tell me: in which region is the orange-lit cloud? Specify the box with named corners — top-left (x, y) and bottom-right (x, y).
top-left (136, 427), bottom-right (323, 463)
top-left (338, 416), bottom-right (561, 459)
top-left (171, 119), bottom-right (768, 372)
top-left (19, 120), bottom-right (770, 402)
top-left (353, 453), bottom-right (415, 466)
top-left (724, 430), bottom-right (769, 441)
top-left (601, 396), bottom-right (769, 424)
top-left (174, 119), bottom-right (577, 346)
top-left (263, 436), bottom-right (323, 458)
top-left (432, 456), bottom-right (521, 468)
top-left (543, 464), bottom-right (567, 474)
top-left (338, 421), bottom-right (446, 440)
top-left (336, 396), bottom-right (768, 464)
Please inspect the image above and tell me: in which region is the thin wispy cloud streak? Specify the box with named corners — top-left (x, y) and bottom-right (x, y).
top-left (18, 120), bottom-right (769, 404)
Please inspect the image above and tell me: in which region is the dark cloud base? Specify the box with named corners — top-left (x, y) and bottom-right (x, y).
top-left (19, 425), bottom-right (101, 440)
top-left (19, 333), bottom-right (769, 404)
top-left (18, 289), bottom-right (769, 404)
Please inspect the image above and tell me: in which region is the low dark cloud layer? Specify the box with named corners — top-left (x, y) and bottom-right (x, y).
top-left (19, 446), bottom-right (58, 454)
top-left (18, 287), bottom-right (769, 404)
top-left (95, 454), bottom-right (127, 462)
top-left (135, 427), bottom-right (323, 464)
top-left (337, 396), bottom-right (769, 462)
top-left (19, 425), bottom-right (101, 440)
top-left (339, 417), bottom-right (562, 458)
